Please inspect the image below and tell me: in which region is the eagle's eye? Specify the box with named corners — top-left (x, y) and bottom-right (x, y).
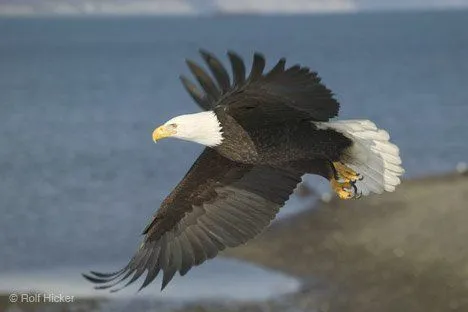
top-left (168, 123), bottom-right (178, 129)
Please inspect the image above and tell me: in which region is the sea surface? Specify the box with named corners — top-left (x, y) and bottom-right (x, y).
top-left (0, 10), bottom-right (467, 302)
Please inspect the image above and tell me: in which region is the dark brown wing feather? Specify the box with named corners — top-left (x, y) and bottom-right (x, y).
top-left (83, 148), bottom-right (311, 291)
top-left (179, 76), bottom-right (211, 110)
top-left (199, 49), bottom-right (231, 92)
top-left (228, 51), bottom-right (246, 86)
top-left (181, 50), bottom-right (339, 122)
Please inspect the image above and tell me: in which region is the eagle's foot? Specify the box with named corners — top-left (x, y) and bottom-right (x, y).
top-left (332, 162), bottom-right (362, 182)
top-left (331, 178), bottom-right (360, 200)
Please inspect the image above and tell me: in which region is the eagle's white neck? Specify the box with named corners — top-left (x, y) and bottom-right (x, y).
top-left (164, 111), bottom-right (224, 147)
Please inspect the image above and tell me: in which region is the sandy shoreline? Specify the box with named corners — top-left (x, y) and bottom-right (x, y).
top-left (2, 172), bottom-right (468, 311)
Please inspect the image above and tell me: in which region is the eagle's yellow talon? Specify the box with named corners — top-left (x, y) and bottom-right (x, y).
top-left (331, 178), bottom-right (355, 200)
top-left (337, 189), bottom-right (353, 199)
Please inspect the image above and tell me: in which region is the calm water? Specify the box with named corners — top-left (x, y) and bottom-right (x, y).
top-left (0, 10), bottom-right (467, 298)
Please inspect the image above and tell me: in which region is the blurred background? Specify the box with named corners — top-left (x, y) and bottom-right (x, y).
top-left (0, 1), bottom-right (467, 311)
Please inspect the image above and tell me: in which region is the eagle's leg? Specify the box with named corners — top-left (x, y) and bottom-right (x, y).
top-left (332, 162), bottom-right (362, 182)
top-left (330, 162), bottom-right (362, 199)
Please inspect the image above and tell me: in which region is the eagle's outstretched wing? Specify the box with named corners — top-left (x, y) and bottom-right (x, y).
top-left (181, 50), bottom-right (340, 124)
top-left (83, 50), bottom-right (340, 292)
top-left (84, 148), bottom-right (309, 291)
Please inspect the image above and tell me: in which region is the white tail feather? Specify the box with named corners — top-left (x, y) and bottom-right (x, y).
top-left (316, 120), bottom-right (404, 196)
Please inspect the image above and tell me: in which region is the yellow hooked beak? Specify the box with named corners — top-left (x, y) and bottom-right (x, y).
top-left (152, 125), bottom-right (177, 143)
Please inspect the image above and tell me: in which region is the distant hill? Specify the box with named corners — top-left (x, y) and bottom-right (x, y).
top-left (0, 0), bottom-right (467, 16)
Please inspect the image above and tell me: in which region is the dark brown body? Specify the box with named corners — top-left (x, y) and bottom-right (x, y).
top-left (213, 108), bottom-right (353, 166)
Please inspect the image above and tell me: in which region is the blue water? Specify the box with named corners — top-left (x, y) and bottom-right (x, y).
top-left (0, 11), bottom-right (467, 298)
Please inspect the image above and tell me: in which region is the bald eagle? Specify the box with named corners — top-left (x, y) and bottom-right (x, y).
top-left (83, 50), bottom-right (404, 291)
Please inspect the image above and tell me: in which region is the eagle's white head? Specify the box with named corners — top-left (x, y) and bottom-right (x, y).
top-left (152, 111), bottom-right (223, 147)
